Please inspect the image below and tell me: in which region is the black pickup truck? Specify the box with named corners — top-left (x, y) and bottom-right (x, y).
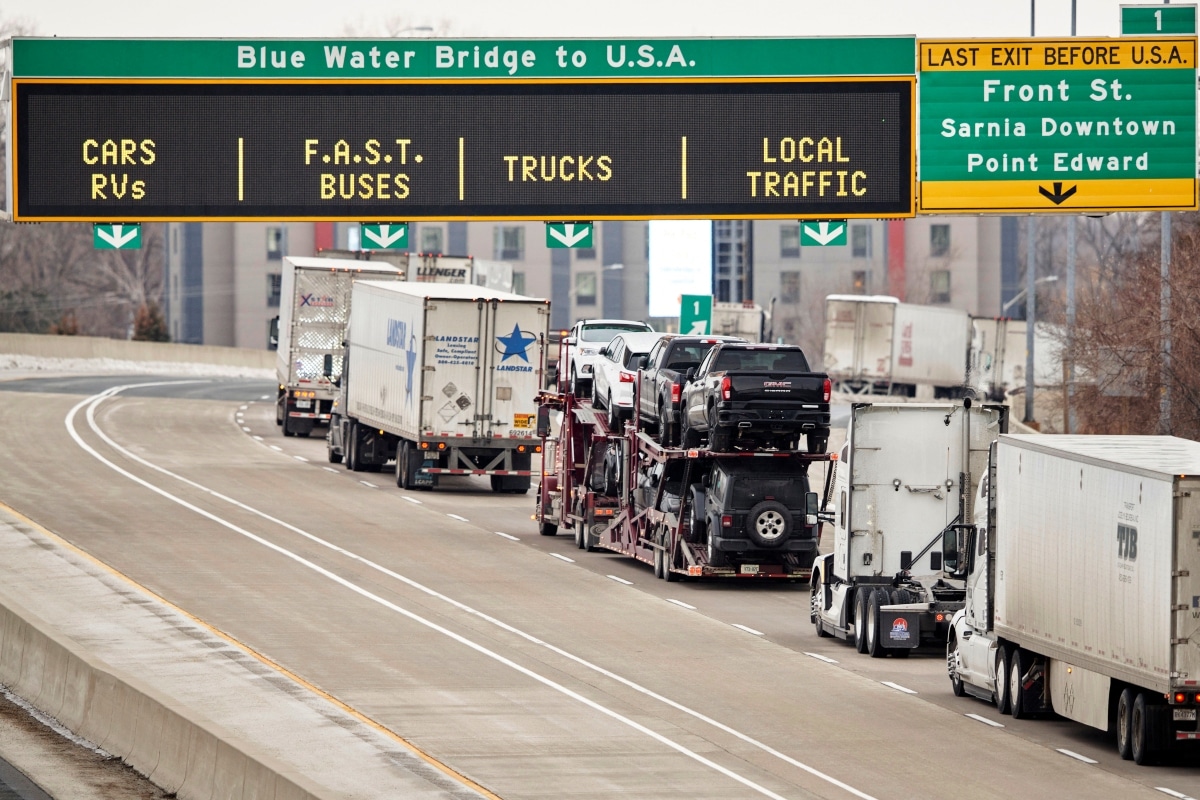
top-left (636, 334), bottom-right (745, 446)
top-left (679, 343), bottom-right (831, 453)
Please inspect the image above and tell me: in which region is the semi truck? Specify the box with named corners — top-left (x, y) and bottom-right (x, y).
top-left (711, 301), bottom-right (766, 342)
top-left (810, 400), bottom-right (1008, 656)
top-left (534, 339), bottom-right (830, 581)
top-left (274, 256), bottom-right (406, 437)
top-left (945, 435), bottom-right (1200, 765)
top-left (328, 281), bottom-right (551, 493)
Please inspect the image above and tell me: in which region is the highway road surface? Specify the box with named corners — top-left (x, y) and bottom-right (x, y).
top-left (0, 373), bottom-right (1196, 799)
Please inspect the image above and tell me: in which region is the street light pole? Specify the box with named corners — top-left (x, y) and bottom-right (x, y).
top-left (1024, 217), bottom-right (1036, 423)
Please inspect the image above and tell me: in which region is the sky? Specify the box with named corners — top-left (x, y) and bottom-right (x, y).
top-left (0, 0), bottom-right (1155, 40)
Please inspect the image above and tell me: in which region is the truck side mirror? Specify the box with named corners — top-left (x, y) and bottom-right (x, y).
top-left (942, 528), bottom-right (960, 573)
top-left (638, 355), bottom-right (649, 370)
top-left (805, 491), bottom-right (819, 526)
top-left (684, 367), bottom-right (696, 383)
top-left (536, 405), bottom-right (551, 438)
top-left (323, 353), bottom-right (334, 378)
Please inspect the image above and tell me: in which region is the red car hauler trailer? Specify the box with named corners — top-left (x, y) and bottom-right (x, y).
top-left (535, 340), bottom-right (832, 581)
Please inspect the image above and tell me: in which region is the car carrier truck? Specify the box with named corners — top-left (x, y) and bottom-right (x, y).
top-left (274, 256), bottom-right (406, 437)
top-left (810, 400), bottom-right (1008, 657)
top-left (329, 281), bottom-right (550, 492)
top-left (945, 435), bottom-right (1200, 765)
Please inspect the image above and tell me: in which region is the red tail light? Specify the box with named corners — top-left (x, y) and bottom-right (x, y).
top-left (619, 371), bottom-right (635, 383)
top-left (721, 515), bottom-right (733, 527)
top-left (670, 384), bottom-right (681, 403)
top-left (721, 376), bottom-right (732, 401)
top-left (822, 378), bottom-right (832, 402)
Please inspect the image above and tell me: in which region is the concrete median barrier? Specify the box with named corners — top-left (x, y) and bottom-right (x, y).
top-left (0, 333), bottom-right (273, 371)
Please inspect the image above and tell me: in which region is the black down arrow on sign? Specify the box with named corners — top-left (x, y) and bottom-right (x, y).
top-left (1038, 182), bottom-right (1078, 205)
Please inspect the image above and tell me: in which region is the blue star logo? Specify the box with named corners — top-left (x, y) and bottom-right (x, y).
top-left (496, 324), bottom-right (536, 362)
top-left (405, 334), bottom-right (418, 398)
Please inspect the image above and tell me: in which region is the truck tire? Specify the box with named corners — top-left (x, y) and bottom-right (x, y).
top-left (807, 431), bottom-right (829, 454)
top-left (1116, 687), bottom-right (1136, 760)
top-left (853, 588), bottom-right (870, 653)
top-left (275, 392), bottom-right (284, 426)
top-left (811, 577), bottom-right (830, 637)
top-left (706, 533), bottom-right (725, 569)
top-left (653, 544), bottom-right (664, 579)
top-left (1009, 648), bottom-right (1031, 720)
top-left (995, 646), bottom-right (1012, 714)
top-left (746, 501), bottom-right (791, 548)
top-left (397, 441), bottom-right (418, 490)
top-left (866, 588), bottom-right (889, 658)
top-left (346, 421), bottom-right (363, 472)
top-left (947, 634), bottom-right (965, 696)
top-left (682, 423), bottom-right (701, 449)
top-left (490, 475), bottom-right (505, 492)
top-left (538, 520), bottom-right (559, 537)
top-left (710, 427), bottom-right (732, 453)
top-left (574, 519), bottom-right (586, 549)
top-left (689, 499), bottom-right (706, 542)
top-left (327, 439), bottom-right (342, 464)
top-left (662, 541), bottom-right (679, 582)
top-left (283, 406), bottom-right (296, 436)
top-left (1131, 692), bottom-right (1155, 766)
top-left (608, 394), bottom-right (621, 431)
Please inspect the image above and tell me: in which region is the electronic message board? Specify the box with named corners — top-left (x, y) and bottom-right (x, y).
top-left (918, 37), bottom-right (1197, 214)
top-left (8, 38), bottom-right (916, 222)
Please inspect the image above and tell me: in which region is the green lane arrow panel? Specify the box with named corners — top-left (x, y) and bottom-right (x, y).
top-left (679, 294), bottom-right (713, 336)
top-left (359, 222), bottom-right (408, 249)
top-left (800, 220), bottom-right (847, 246)
top-left (1121, 4), bottom-right (1196, 35)
top-left (546, 222), bottom-right (594, 248)
top-left (93, 223), bottom-right (142, 249)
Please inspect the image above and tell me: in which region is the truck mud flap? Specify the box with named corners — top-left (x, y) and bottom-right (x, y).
top-left (878, 610), bottom-right (920, 649)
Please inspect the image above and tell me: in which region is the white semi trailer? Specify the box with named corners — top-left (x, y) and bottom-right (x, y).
top-left (330, 281), bottom-right (551, 493)
top-left (274, 256), bottom-right (406, 437)
top-left (946, 435), bottom-right (1200, 764)
top-left (810, 400), bottom-right (1007, 656)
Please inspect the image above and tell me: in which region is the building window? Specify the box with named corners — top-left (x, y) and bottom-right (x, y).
top-left (852, 271), bottom-right (868, 293)
top-left (575, 272), bottom-right (597, 306)
top-left (780, 271), bottom-right (800, 303)
top-left (575, 246), bottom-right (596, 260)
top-left (931, 269), bottom-right (951, 303)
top-left (420, 226), bottom-right (444, 254)
top-left (267, 273), bottom-right (282, 308)
top-left (266, 226), bottom-right (284, 260)
top-left (930, 224), bottom-right (951, 257)
top-left (495, 226), bottom-right (524, 260)
top-left (851, 225), bottom-right (871, 258)
top-left (780, 225), bottom-right (800, 258)
top-left (512, 272), bottom-right (526, 296)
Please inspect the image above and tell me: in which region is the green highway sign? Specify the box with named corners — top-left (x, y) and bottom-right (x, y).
top-left (680, 294), bottom-right (713, 336)
top-left (359, 222), bottom-right (408, 249)
top-left (546, 222), bottom-right (594, 249)
top-left (800, 220), bottom-right (847, 246)
top-left (918, 37), bottom-right (1198, 214)
top-left (1121, 4), bottom-right (1196, 35)
top-left (92, 223), bottom-right (141, 249)
top-left (11, 37), bottom-right (914, 80)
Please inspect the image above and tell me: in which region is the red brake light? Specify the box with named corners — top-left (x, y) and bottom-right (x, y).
top-left (721, 515), bottom-right (733, 527)
top-left (822, 378), bottom-right (832, 402)
top-left (619, 371), bottom-right (635, 383)
top-left (1175, 692), bottom-right (1187, 704)
top-left (671, 384), bottom-right (681, 403)
top-left (721, 376), bottom-right (732, 401)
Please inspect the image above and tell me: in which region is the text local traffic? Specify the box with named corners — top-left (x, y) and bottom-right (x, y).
top-left (747, 137), bottom-right (867, 198)
top-left (941, 77), bottom-right (1177, 175)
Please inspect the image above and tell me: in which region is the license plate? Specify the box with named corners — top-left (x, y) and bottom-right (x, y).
top-left (1174, 708), bottom-right (1197, 722)
top-left (739, 564), bottom-right (760, 575)
top-left (296, 399), bottom-right (311, 409)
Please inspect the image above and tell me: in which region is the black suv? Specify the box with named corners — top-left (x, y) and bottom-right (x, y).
top-left (689, 458), bottom-right (820, 568)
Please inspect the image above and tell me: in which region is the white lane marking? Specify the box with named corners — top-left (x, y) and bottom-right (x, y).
top-left (360, 481), bottom-right (377, 489)
top-left (259, 395), bottom-right (270, 400)
top-left (731, 624), bottom-right (763, 636)
top-left (494, 531), bottom-right (519, 541)
top-left (242, 427), bottom-right (252, 432)
top-left (253, 436), bottom-right (263, 441)
top-left (65, 386), bottom-right (796, 800)
top-left (239, 405), bottom-right (248, 411)
top-left (1157, 789), bottom-right (1197, 800)
top-left (294, 456), bottom-right (309, 462)
top-left (607, 575), bottom-right (633, 585)
top-left (447, 514), bottom-right (468, 522)
top-left (550, 553), bottom-right (575, 563)
top-left (68, 384), bottom-right (880, 800)
top-left (666, 599), bottom-right (696, 610)
top-left (269, 445), bottom-right (282, 452)
top-left (323, 467), bottom-right (339, 474)
top-left (881, 682), bottom-right (918, 695)
top-left (804, 652), bottom-right (838, 665)
top-left (965, 713), bottom-right (1004, 728)
top-left (401, 496), bottom-right (423, 505)
top-left (1056, 749), bottom-right (1097, 765)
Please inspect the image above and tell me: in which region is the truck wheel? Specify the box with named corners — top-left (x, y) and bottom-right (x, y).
top-left (995, 646), bottom-right (1012, 714)
top-left (662, 539), bottom-right (679, 582)
top-left (1116, 687), bottom-right (1136, 760)
top-left (283, 408), bottom-right (296, 437)
top-left (397, 441), bottom-right (416, 490)
top-left (746, 501), bottom-right (791, 548)
top-left (811, 578), bottom-right (830, 637)
top-left (574, 519), bottom-right (586, 549)
top-left (346, 422), bottom-right (362, 472)
top-left (538, 520), bottom-right (559, 537)
top-left (807, 432), bottom-right (829, 454)
top-left (706, 532), bottom-right (725, 568)
top-left (710, 427), bottom-right (732, 453)
top-left (682, 423), bottom-right (701, 449)
top-left (689, 500), bottom-right (706, 542)
top-left (653, 544), bottom-right (664, 579)
top-left (490, 475), bottom-right (505, 492)
top-left (327, 440), bottom-right (342, 464)
top-left (1131, 692), bottom-right (1155, 766)
top-left (1009, 648), bottom-right (1030, 719)
top-left (866, 588), bottom-right (889, 658)
top-left (947, 634), bottom-right (965, 696)
top-left (853, 588), bottom-right (870, 653)
top-left (275, 392), bottom-right (284, 426)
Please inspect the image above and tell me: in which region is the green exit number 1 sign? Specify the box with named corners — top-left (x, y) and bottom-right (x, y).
top-left (1121, 4), bottom-right (1197, 34)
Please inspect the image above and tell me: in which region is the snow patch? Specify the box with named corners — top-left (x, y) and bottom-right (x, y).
top-left (0, 353), bottom-right (274, 380)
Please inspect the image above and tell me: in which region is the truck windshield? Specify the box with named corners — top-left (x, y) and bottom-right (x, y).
top-left (580, 324), bottom-right (650, 342)
top-left (714, 349), bottom-right (810, 372)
